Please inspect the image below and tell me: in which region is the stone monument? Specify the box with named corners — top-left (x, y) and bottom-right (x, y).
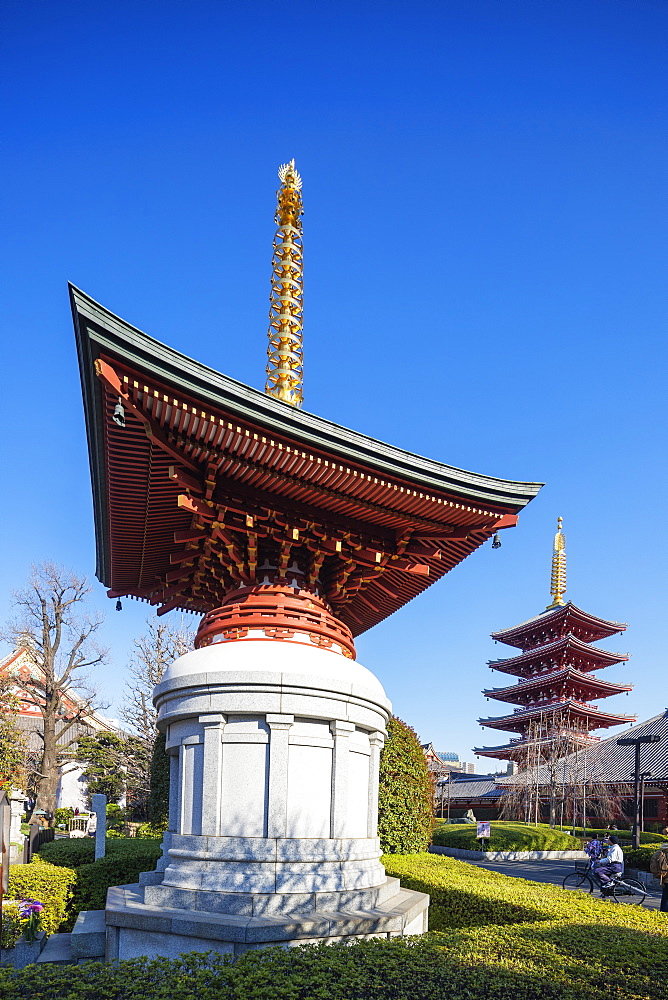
top-left (105, 585), bottom-right (429, 959)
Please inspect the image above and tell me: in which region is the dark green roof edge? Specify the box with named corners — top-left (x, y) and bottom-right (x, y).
top-left (70, 284), bottom-right (543, 522)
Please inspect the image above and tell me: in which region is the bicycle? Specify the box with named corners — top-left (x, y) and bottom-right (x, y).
top-left (562, 860), bottom-right (646, 905)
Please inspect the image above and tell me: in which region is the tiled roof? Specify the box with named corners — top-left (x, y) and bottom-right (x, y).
top-left (499, 710), bottom-right (668, 786)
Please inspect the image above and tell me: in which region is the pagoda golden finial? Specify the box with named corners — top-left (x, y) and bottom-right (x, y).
top-left (547, 516), bottom-right (567, 608)
top-left (265, 159), bottom-right (304, 407)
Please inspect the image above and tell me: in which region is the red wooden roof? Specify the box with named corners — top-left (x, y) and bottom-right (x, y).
top-left (72, 286), bottom-right (542, 634)
top-left (491, 602), bottom-right (626, 650)
top-left (487, 634), bottom-right (629, 677)
top-left (478, 700), bottom-right (635, 734)
top-left (482, 667), bottom-right (633, 705)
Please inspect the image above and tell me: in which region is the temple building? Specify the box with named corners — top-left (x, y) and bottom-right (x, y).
top-left (475, 518), bottom-right (635, 764)
top-left (72, 161), bottom-right (541, 959)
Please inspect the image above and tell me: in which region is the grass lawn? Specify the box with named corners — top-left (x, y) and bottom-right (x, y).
top-left (432, 820), bottom-right (581, 851)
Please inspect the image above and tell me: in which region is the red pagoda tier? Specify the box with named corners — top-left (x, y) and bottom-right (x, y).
top-left (71, 285), bottom-right (542, 641)
top-left (474, 519), bottom-right (635, 762)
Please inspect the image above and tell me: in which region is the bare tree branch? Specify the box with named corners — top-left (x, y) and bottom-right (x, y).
top-left (1, 562), bottom-right (108, 816)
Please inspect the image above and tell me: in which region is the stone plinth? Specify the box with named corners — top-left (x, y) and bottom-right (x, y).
top-left (105, 591), bottom-right (429, 959)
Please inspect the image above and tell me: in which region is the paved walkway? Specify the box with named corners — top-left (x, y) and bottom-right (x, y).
top-left (465, 857), bottom-right (664, 912)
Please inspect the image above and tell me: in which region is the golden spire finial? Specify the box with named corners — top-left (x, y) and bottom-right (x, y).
top-left (547, 516), bottom-right (567, 608)
top-left (265, 159), bottom-right (304, 407)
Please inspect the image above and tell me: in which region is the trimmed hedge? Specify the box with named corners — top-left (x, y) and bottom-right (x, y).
top-left (1, 852), bottom-right (667, 999)
top-left (36, 836), bottom-right (162, 869)
top-left (34, 836), bottom-right (163, 930)
top-left (622, 845), bottom-right (659, 872)
top-left (432, 821), bottom-right (579, 852)
top-left (585, 827), bottom-right (665, 845)
top-left (7, 859), bottom-right (75, 937)
top-left (378, 717), bottom-right (433, 854)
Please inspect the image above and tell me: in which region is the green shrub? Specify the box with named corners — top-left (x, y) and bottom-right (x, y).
top-left (148, 730), bottom-right (170, 825)
top-left (1, 853), bottom-right (667, 999)
top-left (33, 836), bottom-right (163, 930)
top-left (7, 859), bottom-right (75, 936)
top-left (622, 846), bottom-right (657, 872)
top-left (0, 901), bottom-right (24, 949)
top-left (378, 717), bottom-right (433, 854)
top-left (36, 836), bottom-right (162, 869)
top-left (53, 807), bottom-right (73, 829)
top-left (62, 854), bottom-right (160, 930)
top-left (584, 827), bottom-right (665, 845)
top-left (136, 820), bottom-right (168, 838)
top-left (432, 821), bottom-right (579, 852)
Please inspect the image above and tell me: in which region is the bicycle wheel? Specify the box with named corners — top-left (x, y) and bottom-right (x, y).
top-left (562, 872), bottom-right (594, 893)
top-left (612, 878), bottom-right (646, 906)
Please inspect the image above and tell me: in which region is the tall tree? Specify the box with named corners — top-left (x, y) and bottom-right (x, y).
top-left (1, 563), bottom-right (106, 816)
top-left (120, 618), bottom-right (193, 816)
top-left (378, 717), bottom-right (434, 854)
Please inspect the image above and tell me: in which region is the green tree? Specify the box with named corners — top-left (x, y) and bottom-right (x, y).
top-left (147, 731), bottom-right (170, 827)
top-left (0, 680), bottom-right (27, 792)
top-left (378, 717), bottom-right (433, 854)
top-left (77, 731), bottom-right (147, 806)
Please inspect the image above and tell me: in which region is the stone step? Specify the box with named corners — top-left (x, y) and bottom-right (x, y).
top-left (36, 933), bottom-right (74, 965)
top-left (71, 909), bottom-right (106, 961)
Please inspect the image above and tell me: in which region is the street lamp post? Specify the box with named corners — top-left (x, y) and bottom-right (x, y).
top-left (616, 734), bottom-right (662, 849)
top-left (639, 772), bottom-right (652, 834)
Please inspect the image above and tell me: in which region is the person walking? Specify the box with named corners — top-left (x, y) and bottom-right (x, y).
top-left (594, 836), bottom-right (624, 896)
top-left (650, 842), bottom-right (668, 913)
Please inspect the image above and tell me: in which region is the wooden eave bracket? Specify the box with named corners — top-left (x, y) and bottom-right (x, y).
top-left (93, 358), bottom-right (198, 471)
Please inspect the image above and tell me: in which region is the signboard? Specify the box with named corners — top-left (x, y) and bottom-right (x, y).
top-left (476, 821), bottom-right (491, 840)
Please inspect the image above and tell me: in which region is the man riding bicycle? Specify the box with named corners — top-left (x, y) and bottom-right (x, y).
top-left (594, 835), bottom-right (624, 895)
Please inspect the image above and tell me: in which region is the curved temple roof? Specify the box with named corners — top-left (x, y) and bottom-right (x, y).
top-left (72, 285), bottom-right (542, 631)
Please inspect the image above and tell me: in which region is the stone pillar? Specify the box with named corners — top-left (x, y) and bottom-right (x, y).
top-left (266, 714), bottom-right (294, 839)
top-left (330, 720), bottom-right (355, 838)
top-left (91, 793), bottom-right (106, 861)
top-left (167, 750), bottom-right (180, 833)
top-left (9, 789), bottom-right (25, 864)
top-left (367, 731), bottom-right (385, 838)
top-left (199, 714), bottom-right (225, 836)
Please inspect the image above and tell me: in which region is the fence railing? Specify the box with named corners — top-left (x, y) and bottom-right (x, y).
top-left (22, 824), bottom-right (54, 863)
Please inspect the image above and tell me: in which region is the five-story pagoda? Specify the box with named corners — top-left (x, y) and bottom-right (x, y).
top-left (475, 519), bottom-right (634, 763)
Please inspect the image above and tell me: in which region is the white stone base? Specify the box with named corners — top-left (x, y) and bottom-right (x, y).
top-left (105, 880), bottom-right (429, 960)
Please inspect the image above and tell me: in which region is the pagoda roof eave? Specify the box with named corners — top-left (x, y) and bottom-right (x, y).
top-left (482, 668), bottom-right (633, 703)
top-left (479, 702), bottom-right (636, 732)
top-left (491, 602), bottom-right (626, 647)
top-left (487, 634), bottom-right (629, 675)
top-left (72, 285), bottom-right (541, 513)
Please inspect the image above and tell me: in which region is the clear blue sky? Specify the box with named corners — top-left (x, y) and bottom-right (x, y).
top-left (1, 1), bottom-right (666, 765)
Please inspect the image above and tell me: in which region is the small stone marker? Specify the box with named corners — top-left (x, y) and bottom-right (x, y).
top-left (91, 793), bottom-right (107, 860)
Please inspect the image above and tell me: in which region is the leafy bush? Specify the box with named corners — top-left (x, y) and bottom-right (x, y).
top-left (7, 859), bottom-right (75, 937)
top-left (622, 846), bottom-right (658, 872)
top-left (62, 854), bottom-right (160, 930)
top-left (432, 821), bottom-right (580, 852)
top-left (53, 807), bottom-right (73, 829)
top-left (584, 827), bottom-right (665, 845)
top-left (136, 820), bottom-right (167, 838)
top-left (0, 901), bottom-right (24, 949)
top-left (378, 717), bottom-right (433, 853)
top-left (35, 836), bottom-right (162, 869)
top-left (148, 730), bottom-right (170, 825)
top-left (2, 855), bottom-right (668, 1000)
top-left (33, 836), bottom-right (163, 930)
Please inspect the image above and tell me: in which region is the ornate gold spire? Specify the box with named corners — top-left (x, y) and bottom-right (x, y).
top-left (265, 159), bottom-right (304, 407)
top-left (547, 516), bottom-right (567, 608)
